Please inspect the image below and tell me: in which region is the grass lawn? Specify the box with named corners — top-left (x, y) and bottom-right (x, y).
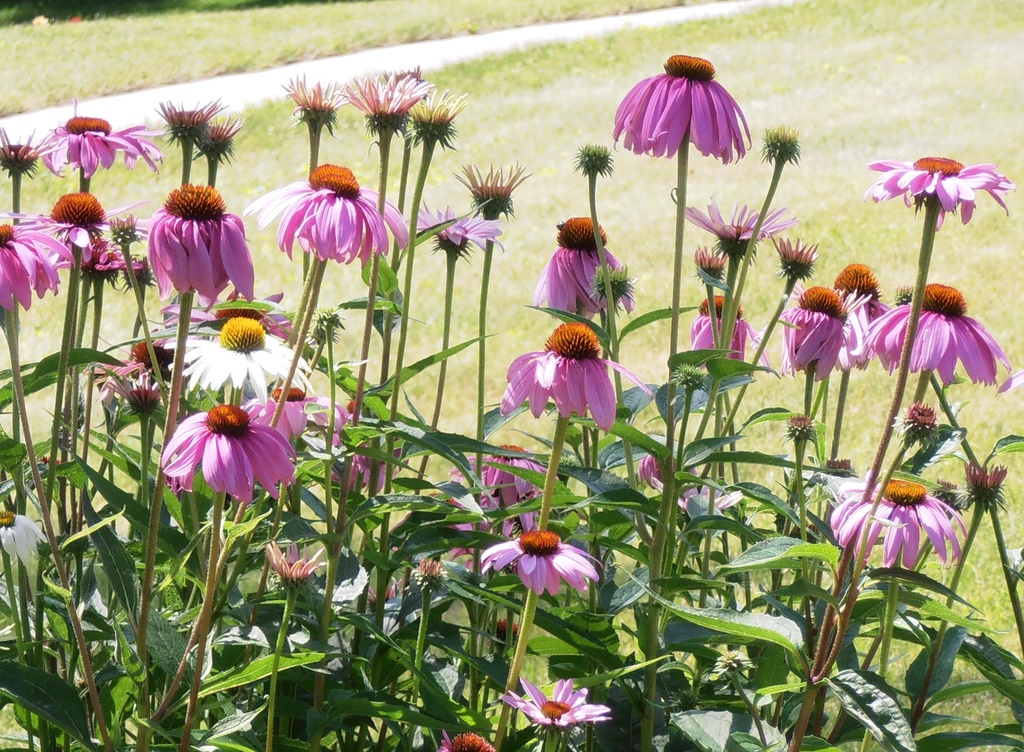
top-left (0, 0), bottom-right (709, 115)
top-left (7, 0), bottom-right (1024, 731)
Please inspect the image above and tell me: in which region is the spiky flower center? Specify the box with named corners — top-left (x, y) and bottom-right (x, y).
top-left (541, 701), bottom-right (572, 720)
top-left (519, 530), bottom-right (561, 557)
top-left (65, 116), bottom-right (112, 136)
top-left (51, 192), bottom-right (105, 226)
top-left (913, 157), bottom-right (964, 176)
top-left (885, 479), bottom-right (927, 507)
top-left (164, 185), bottom-right (225, 221)
top-left (215, 307), bottom-right (263, 321)
top-left (544, 322), bottom-right (602, 360)
top-left (557, 217), bottom-right (606, 252)
top-left (130, 342), bottom-right (173, 373)
top-left (272, 387), bottom-right (307, 402)
top-left (206, 404), bottom-right (251, 437)
top-left (501, 444), bottom-right (526, 452)
top-left (449, 733), bottom-right (496, 752)
top-left (922, 284), bottom-right (967, 317)
top-left (834, 263), bottom-right (881, 299)
top-left (664, 54), bottom-right (716, 81)
top-left (0, 224), bottom-right (13, 245)
top-left (309, 164), bottom-right (361, 199)
top-left (799, 286), bottom-right (844, 319)
top-left (0, 511), bottom-right (15, 528)
top-left (219, 317), bottom-right (266, 353)
top-left (699, 295), bottom-right (743, 319)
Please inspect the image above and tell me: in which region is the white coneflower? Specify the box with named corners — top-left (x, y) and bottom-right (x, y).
top-left (0, 511), bottom-right (45, 565)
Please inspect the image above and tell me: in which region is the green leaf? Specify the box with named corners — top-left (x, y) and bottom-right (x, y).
top-left (667, 348), bottom-right (734, 372)
top-left (906, 627), bottom-right (967, 699)
top-left (0, 347), bottom-right (122, 410)
top-left (989, 433), bottom-right (1024, 460)
top-left (323, 693), bottom-right (456, 730)
top-left (703, 450), bottom-right (794, 470)
top-left (902, 426), bottom-right (966, 474)
top-left (0, 662), bottom-right (97, 751)
top-left (607, 422), bottom-right (669, 461)
top-left (671, 710), bottom-right (784, 752)
top-left (617, 307), bottom-right (674, 343)
top-left (827, 669), bottom-right (916, 752)
top-left (0, 427), bottom-right (26, 473)
top-left (82, 492), bottom-right (140, 621)
top-left (917, 732), bottom-right (1024, 752)
top-left (199, 652), bottom-right (325, 698)
top-left (369, 338), bottom-right (480, 398)
top-left (719, 537), bottom-right (840, 574)
top-left (869, 568), bottom-right (973, 609)
top-left (633, 573), bottom-right (805, 660)
top-left (741, 407), bottom-right (797, 431)
top-left (705, 358), bottom-right (775, 382)
top-left (679, 435), bottom-right (742, 469)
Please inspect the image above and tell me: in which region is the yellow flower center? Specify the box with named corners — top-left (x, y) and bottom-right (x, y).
top-left (309, 164), bottom-right (361, 199)
top-left (664, 54), bottom-right (716, 81)
top-left (219, 317), bottom-right (267, 353)
top-left (518, 530), bottom-right (561, 557)
top-left (0, 511), bottom-right (16, 528)
top-left (885, 479), bottom-right (927, 507)
top-left (65, 116), bottom-right (112, 136)
top-left (164, 184), bottom-right (226, 221)
top-left (544, 322), bottom-right (602, 360)
top-left (922, 283), bottom-right (967, 318)
top-left (913, 157), bottom-right (964, 176)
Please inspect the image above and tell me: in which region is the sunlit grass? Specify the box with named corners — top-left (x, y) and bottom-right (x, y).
top-left (7, 0), bottom-right (1024, 730)
top-left (0, 0), bottom-right (706, 114)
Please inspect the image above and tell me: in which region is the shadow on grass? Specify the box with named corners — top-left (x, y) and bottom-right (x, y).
top-left (2, 0), bottom-right (369, 25)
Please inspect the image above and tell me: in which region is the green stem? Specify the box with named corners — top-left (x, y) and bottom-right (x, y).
top-left (859, 583), bottom-right (900, 752)
top-left (181, 141), bottom-right (194, 186)
top-left (410, 587), bottom-right (433, 705)
top-left (270, 260), bottom-right (326, 427)
top-left (207, 157), bottom-right (219, 188)
top-left (804, 362), bottom-right (817, 417)
top-left (989, 508), bottom-right (1024, 661)
top-left (179, 492), bottom-right (226, 752)
top-left (830, 371), bottom-right (851, 460)
top-left (418, 251), bottom-right (459, 477)
top-left (116, 239), bottom-right (167, 399)
top-left (538, 417), bottom-right (570, 530)
top-left (266, 588), bottom-right (297, 752)
top-left (493, 589), bottom-right (538, 751)
top-left (79, 281), bottom-right (104, 467)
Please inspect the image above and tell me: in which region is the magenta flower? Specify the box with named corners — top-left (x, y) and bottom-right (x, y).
top-left (613, 54), bottom-right (750, 162)
top-left (343, 72), bottom-right (434, 134)
top-left (450, 445), bottom-right (544, 536)
top-left (690, 295), bottom-right (765, 363)
top-left (831, 478), bottom-right (966, 568)
top-left (244, 388), bottom-right (316, 441)
top-left (502, 677), bottom-right (611, 728)
top-left (17, 191), bottom-right (128, 262)
top-left (866, 157), bottom-right (1015, 228)
top-left (833, 264), bottom-right (889, 371)
top-left (43, 105), bottom-right (162, 179)
top-left (481, 529), bottom-right (598, 595)
top-left (638, 455), bottom-right (742, 513)
top-left (780, 286), bottom-right (862, 381)
top-left (161, 404), bottom-right (295, 503)
top-left (0, 223), bottom-right (73, 310)
top-left (868, 283), bottom-right (1010, 386)
top-left (686, 201), bottom-right (798, 251)
top-left (147, 184), bottom-right (254, 302)
top-left (244, 164), bottom-right (408, 265)
top-left (501, 322), bottom-right (649, 431)
top-left (534, 217), bottom-right (631, 317)
top-left (418, 206), bottom-right (503, 257)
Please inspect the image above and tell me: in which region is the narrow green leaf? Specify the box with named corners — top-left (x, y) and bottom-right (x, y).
top-left (606, 422), bottom-right (669, 461)
top-left (527, 305), bottom-right (609, 348)
top-left (741, 407), bottom-right (797, 431)
top-left (671, 709), bottom-right (785, 752)
top-left (199, 652), bottom-right (325, 698)
top-left (82, 493), bottom-right (140, 620)
top-left (917, 732), bottom-right (1024, 752)
top-left (720, 537), bottom-right (840, 574)
top-left (617, 307), bottom-right (674, 342)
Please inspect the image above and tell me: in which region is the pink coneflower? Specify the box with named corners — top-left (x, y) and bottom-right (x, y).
top-left (480, 529), bottom-right (598, 596)
top-left (98, 370), bottom-right (161, 415)
top-left (457, 163), bottom-right (529, 220)
top-left (685, 200), bottom-right (798, 260)
top-left (438, 732), bottom-right (495, 752)
top-left (690, 295), bottom-right (764, 363)
top-left (43, 106), bottom-right (162, 179)
top-left (833, 264), bottom-right (889, 371)
top-left (780, 286), bottom-right (861, 381)
top-left (534, 217), bottom-right (631, 317)
top-left (868, 283), bottom-right (1010, 386)
top-left (831, 478), bottom-right (966, 568)
top-left (245, 388), bottom-right (316, 441)
top-left (343, 72), bottom-right (434, 136)
top-left (147, 184), bottom-right (254, 302)
top-left (866, 157), bottom-right (1015, 228)
top-left (501, 322), bottom-right (649, 431)
top-left (0, 129), bottom-right (54, 179)
top-left (309, 396), bottom-right (352, 447)
top-left (244, 164), bottom-right (408, 265)
top-left (613, 54), bottom-right (750, 162)
top-left (450, 446), bottom-right (543, 535)
top-left (284, 77), bottom-right (346, 133)
top-left (638, 455), bottom-right (742, 513)
top-left (502, 677), bottom-right (611, 728)
top-left (20, 191), bottom-right (120, 262)
top-left (266, 541), bottom-right (324, 586)
top-left (0, 223), bottom-right (73, 310)
top-left (158, 101), bottom-right (225, 149)
top-left (418, 206), bottom-right (503, 258)
top-left (161, 404), bottom-right (295, 504)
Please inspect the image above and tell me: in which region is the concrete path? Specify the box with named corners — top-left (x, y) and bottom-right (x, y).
top-left (0, 0), bottom-right (796, 141)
